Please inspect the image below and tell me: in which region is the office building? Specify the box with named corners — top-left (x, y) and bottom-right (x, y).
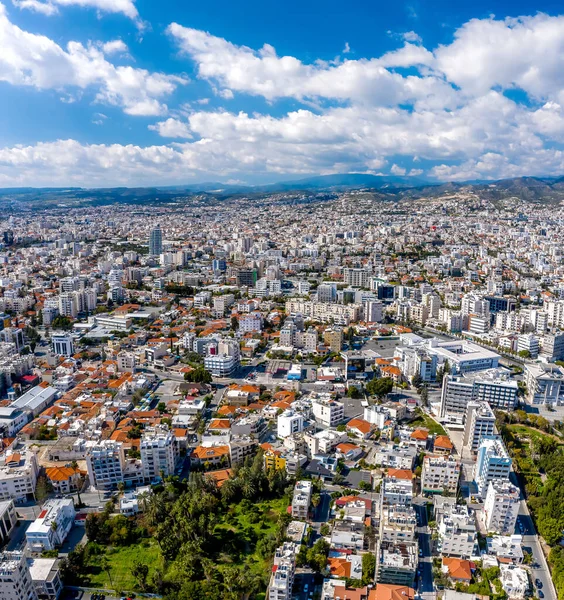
top-left (51, 332), bottom-right (74, 357)
top-left (524, 364), bottom-right (564, 406)
top-left (149, 225), bottom-right (163, 256)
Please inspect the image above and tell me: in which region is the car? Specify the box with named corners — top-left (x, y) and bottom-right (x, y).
top-left (538, 592), bottom-right (544, 598)
top-left (419, 549), bottom-right (423, 557)
top-left (536, 580), bottom-right (543, 589)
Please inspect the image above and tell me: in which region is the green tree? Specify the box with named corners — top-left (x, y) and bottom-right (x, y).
top-left (362, 552), bottom-right (376, 585)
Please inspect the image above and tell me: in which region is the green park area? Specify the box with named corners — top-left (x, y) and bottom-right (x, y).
top-left (409, 409), bottom-right (447, 436)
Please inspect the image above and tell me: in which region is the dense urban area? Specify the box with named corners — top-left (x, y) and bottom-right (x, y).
top-left (1, 186), bottom-right (564, 600)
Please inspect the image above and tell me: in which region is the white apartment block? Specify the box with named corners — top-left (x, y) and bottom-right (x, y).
top-left (269, 542), bottom-right (299, 600)
top-left (26, 498), bottom-right (75, 552)
top-left (291, 480), bottom-right (312, 520)
top-left (483, 480), bottom-right (520, 535)
top-left (0, 551), bottom-right (38, 600)
top-left (117, 351), bottom-right (136, 372)
top-left (421, 455), bottom-right (461, 494)
top-left (85, 440), bottom-right (125, 491)
top-left (524, 364), bottom-right (564, 406)
top-left (0, 450), bottom-right (39, 502)
top-left (311, 398), bottom-right (344, 427)
top-left (204, 339), bottom-right (240, 377)
top-left (463, 401), bottom-right (496, 453)
top-left (277, 410), bottom-right (304, 439)
top-left (239, 312), bottom-right (263, 333)
top-left (285, 300), bottom-right (360, 325)
top-left (474, 437), bottom-right (512, 498)
top-left (381, 476), bottom-right (413, 506)
top-left (437, 504), bottom-right (478, 558)
top-left (140, 430), bottom-right (178, 482)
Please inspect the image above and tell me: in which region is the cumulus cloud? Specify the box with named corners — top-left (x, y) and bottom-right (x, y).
top-left (12, 0), bottom-right (141, 23)
top-left (148, 118), bottom-right (192, 138)
top-left (0, 4), bottom-right (187, 116)
top-left (101, 40), bottom-right (129, 55)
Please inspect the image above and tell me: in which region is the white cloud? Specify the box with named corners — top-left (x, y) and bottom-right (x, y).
top-left (343, 42), bottom-right (351, 54)
top-left (402, 30), bottom-right (422, 43)
top-left (12, 0), bottom-right (140, 23)
top-left (101, 40), bottom-right (128, 55)
top-left (167, 23), bottom-right (451, 107)
top-left (391, 164), bottom-right (406, 175)
top-left (148, 118), bottom-right (192, 138)
top-left (0, 4), bottom-right (187, 116)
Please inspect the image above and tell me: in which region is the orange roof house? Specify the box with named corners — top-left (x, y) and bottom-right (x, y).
top-left (328, 557), bottom-right (352, 578)
top-left (369, 584), bottom-right (416, 600)
top-left (433, 435), bottom-right (454, 454)
top-left (386, 468), bottom-right (413, 480)
top-left (442, 558), bottom-right (475, 582)
top-left (346, 418), bottom-right (373, 438)
top-left (208, 419), bottom-right (231, 430)
top-left (410, 429), bottom-right (429, 441)
top-left (207, 468), bottom-right (233, 488)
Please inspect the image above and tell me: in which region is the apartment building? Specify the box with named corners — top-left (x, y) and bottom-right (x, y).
top-left (524, 364), bottom-right (564, 406)
top-left (311, 398), bottom-right (345, 427)
top-left (483, 480), bottom-right (520, 535)
top-left (204, 339), bottom-right (240, 377)
top-left (269, 542), bottom-right (299, 600)
top-left (0, 450), bottom-right (39, 501)
top-left (381, 475), bottom-right (413, 506)
top-left (463, 401), bottom-right (496, 453)
top-left (85, 440), bottom-right (125, 491)
top-left (474, 437), bottom-right (512, 498)
top-left (0, 551), bottom-right (38, 600)
top-left (277, 410), bottom-right (304, 439)
top-left (379, 504), bottom-right (417, 542)
top-left (376, 540), bottom-right (418, 587)
top-left (437, 504), bottom-right (478, 558)
top-left (140, 429), bottom-right (178, 482)
top-left (0, 500), bottom-right (17, 545)
top-left (291, 480), bottom-right (312, 520)
top-left (421, 455), bottom-right (461, 494)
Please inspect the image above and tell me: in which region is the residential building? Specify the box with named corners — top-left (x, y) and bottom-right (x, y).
top-left (85, 440), bottom-right (125, 491)
top-left (291, 480), bottom-right (312, 520)
top-left (140, 429), bottom-right (178, 482)
top-left (474, 437), bottom-right (512, 498)
top-left (463, 401), bottom-right (496, 453)
top-left (0, 500), bottom-right (17, 545)
top-left (269, 542), bottom-right (298, 600)
top-left (421, 455), bottom-right (461, 494)
top-left (311, 397), bottom-right (344, 427)
top-left (524, 364), bottom-right (564, 406)
top-left (483, 480), bottom-right (520, 535)
top-left (437, 504), bottom-right (478, 558)
top-left (0, 551), bottom-right (38, 600)
top-left (0, 450), bottom-right (39, 501)
top-left (380, 504), bottom-right (417, 542)
top-left (149, 225), bottom-right (163, 256)
top-left (500, 565), bottom-right (529, 599)
top-left (277, 410), bottom-right (304, 439)
top-left (28, 557), bottom-right (63, 600)
top-left (376, 540), bottom-right (418, 587)
top-left (26, 498), bottom-right (75, 552)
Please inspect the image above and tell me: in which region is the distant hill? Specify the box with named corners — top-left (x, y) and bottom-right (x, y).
top-left (2, 174), bottom-right (564, 209)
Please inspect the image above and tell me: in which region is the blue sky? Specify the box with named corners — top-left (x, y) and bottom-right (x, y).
top-left (1, 0), bottom-right (564, 186)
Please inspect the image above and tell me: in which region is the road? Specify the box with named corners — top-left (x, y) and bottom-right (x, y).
top-left (515, 495), bottom-right (557, 600)
top-left (413, 500), bottom-right (434, 597)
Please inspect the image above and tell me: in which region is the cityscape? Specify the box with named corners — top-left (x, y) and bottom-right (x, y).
top-left (2, 1), bottom-right (564, 600)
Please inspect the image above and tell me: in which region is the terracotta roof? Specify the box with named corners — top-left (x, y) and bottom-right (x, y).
top-left (207, 468), bottom-right (233, 488)
top-left (209, 419), bottom-right (231, 430)
top-left (369, 584), bottom-right (416, 600)
top-left (336, 442), bottom-right (360, 453)
top-left (410, 428), bottom-right (429, 440)
top-left (191, 445), bottom-right (230, 460)
top-left (328, 557), bottom-right (351, 578)
top-left (434, 435), bottom-right (454, 449)
top-left (387, 468), bottom-right (413, 480)
top-left (443, 558), bottom-right (474, 581)
top-left (45, 466), bottom-right (79, 482)
top-left (346, 418), bottom-right (372, 435)
top-left (333, 586), bottom-right (368, 600)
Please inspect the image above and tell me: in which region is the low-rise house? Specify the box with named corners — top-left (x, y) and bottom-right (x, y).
top-left (500, 565), bottom-right (529, 598)
top-left (442, 557), bottom-right (475, 583)
top-left (346, 418), bottom-right (373, 439)
top-left (45, 466), bottom-right (81, 494)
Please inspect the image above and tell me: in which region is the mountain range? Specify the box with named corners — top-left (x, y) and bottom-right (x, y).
top-left (2, 174), bottom-right (564, 209)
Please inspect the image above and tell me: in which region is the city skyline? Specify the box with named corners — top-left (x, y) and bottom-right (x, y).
top-left (2, 0), bottom-right (564, 186)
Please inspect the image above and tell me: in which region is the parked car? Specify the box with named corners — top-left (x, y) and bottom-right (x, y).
top-left (536, 579), bottom-right (543, 589)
